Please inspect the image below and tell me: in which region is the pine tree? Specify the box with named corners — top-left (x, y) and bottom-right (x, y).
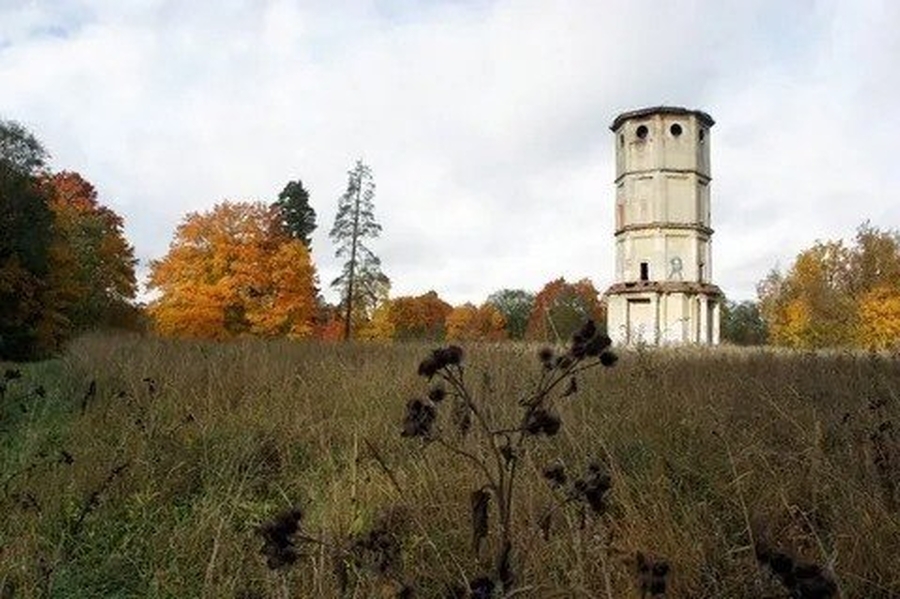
top-left (273, 179), bottom-right (316, 247)
top-left (329, 160), bottom-right (389, 340)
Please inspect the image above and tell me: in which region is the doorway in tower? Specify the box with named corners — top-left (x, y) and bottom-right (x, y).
top-left (626, 298), bottom-right (653, 344)
top-left (639, 262), bottom-right (649, 281)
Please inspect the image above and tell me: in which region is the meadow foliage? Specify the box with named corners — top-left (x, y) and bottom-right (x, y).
top-left (1, 333), bottom-right (898, 597)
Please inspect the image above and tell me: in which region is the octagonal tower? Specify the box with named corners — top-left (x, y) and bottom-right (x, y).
top-left (604, 106), bottom-right (723, 345)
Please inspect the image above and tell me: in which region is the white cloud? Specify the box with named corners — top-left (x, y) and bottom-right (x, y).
top-left (1, 0), bottom-right (897, 305)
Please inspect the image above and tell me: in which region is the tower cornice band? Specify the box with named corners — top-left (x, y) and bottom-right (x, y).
top-left (610, 106), bottom-right (715, 131)
top-left (615, 222), bottom-right (714, 237)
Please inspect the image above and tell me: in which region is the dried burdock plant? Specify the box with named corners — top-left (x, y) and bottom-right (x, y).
top-left (401, 319), bottom-right (617, 594)
top-left (334, 505), bottom-right (412, 594)
top-left (755, 543), bottom-right (837, 599)
top-left (635, 551), bottom-right (670, 598)
top-left (258, 507), bottom-right (304, 570)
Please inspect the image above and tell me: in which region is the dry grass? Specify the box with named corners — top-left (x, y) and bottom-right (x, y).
top-left (1, 333), bottom-right (899, 598)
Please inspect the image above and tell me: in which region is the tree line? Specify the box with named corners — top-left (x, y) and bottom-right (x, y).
top-left (3, 118), bottom-right (899, 356)
top-left (1, 120), bottom-right (140, 360)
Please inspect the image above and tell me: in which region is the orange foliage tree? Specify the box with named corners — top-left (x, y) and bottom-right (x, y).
top-left (525, 278), bottom-right (606, 342)
top-left (446, 302), bottom-right (507, 341)
top-left (390, 291), bottom-right (452, 341)
top-left (42, 171), bottom-right (139, 331)
top-left (148, 201), bottom-right (318, 340)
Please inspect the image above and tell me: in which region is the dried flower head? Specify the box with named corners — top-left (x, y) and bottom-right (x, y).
top-left (542, 463), bottom-right (567, 488)
top-left (469, 577), bottom-right (495, 599)
top-left (428, 385), bottom-right (447, 403)
top-left (635, 552), bottom-right (669, 597)
top-left (538, 347), bottom-right (554, 365)
top-left (401, 398), bottom-right (436, 438)
top-left (585, 333), bottom-right (612, 357)
top-left (599, 351), bottom-right (618, 367)
top-left (259, 508), bottom-right (304, 570)
top-left (417, 346), bottom-right (464, 379)
top-left (755, 545), bottom-right (837, 599)
top-left (524, 409), bottom-right (561, 436)
top-left (574, 463), bottom-right (612, 514)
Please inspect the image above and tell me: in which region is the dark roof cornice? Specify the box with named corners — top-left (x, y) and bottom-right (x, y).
top-left (611, 106), bottom-right (715, 131)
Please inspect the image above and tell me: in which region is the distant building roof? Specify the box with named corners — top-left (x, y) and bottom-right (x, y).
top-left (610, 106), bottom-right (715, 131)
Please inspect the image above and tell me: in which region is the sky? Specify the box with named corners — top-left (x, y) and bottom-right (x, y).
top-left (1, 0), bottom-right (898, 306)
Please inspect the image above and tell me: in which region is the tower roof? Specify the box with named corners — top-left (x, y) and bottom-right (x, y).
top-left (610, 106), bottom-right (715, 131)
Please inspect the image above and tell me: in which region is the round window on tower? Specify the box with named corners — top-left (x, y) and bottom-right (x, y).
top-left (670, 123), bottom-right (683, 137)
top-left (636, 125), bottom-right (648, 140)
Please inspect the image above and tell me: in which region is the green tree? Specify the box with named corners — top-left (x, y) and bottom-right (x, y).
top-left (273, 179), bottom-right (316, 247)
top-left (0, 119), bottom-right (54, 359)
top-left (721, 299), bottom-right (767, 345)
top-left (486, 289), bottom-right (535, 340)
top-left (329, 160), bottom-right (389, 340)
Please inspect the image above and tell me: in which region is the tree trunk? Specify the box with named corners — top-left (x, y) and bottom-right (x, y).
top-left (342, 178), bottom-right (362, 341)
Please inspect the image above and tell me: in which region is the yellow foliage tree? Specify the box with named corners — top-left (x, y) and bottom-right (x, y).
top-left (759, 223), bottom-right (900, 349)
top-left (148, 201), bottom-right (318, 340)
top-left (358, 299), bottom-right (395, 341)
top-left (856, 286), bottom-right (900, 350)
top-left (446, 302), bottom-right (507, 341)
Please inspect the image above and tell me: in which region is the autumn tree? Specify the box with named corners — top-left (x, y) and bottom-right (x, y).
top-left (330, 160), bottom-right (389, 340)
top-left (42, 171), bottom-right (138, 330)
top-left (720, 299), bottom-right (767, 345)
top-left (758, 222), bottom-right (900, 349)
top-left (273, 179), bottom-right (316, 247)
top-left (486, 289), bottom-right (534, 340)
top-left (0, 119), bottom-right (55, 359)
top-left (525, 278), bottom-right (605, 342)
top-left (446, 302), bottom-right (507, 341)
top-left (758, 241), bottom-right (855, 348)
top-left (390, 291), bottom-right (452, 341)
top-left (357, 299), bottom-right (395, 341)
top-left (148, 201), bottom-right (318, 340)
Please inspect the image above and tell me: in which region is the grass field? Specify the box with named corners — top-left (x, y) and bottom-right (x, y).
top-left (1, 333), bottom-right (899, 598)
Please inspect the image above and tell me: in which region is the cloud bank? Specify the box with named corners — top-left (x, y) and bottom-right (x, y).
top-left (2, 0), bottom-right (898, 304)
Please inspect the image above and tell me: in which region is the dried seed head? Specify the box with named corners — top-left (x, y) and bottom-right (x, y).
top-left (585, 333), bottom-right (612, 357)
top-left (401, 398), bottom-right (437, 438)
top-left (428, 385), bottom-right (447, 403)
top-left (259, 508), bottom-right (304, 570)
top-left (469, 577), bottom-right (495, 599)
top-left (542, 463), bottom-right (567, 487)
top-left (538, 347), bottom-right (554, 366)
top-left (524, 409), bottom-right (561, 436)
top-left (599, 351), bottom-right (618, 367)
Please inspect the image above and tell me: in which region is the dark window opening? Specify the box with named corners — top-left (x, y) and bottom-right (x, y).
top-left (699, 128), bottom-right (706, 142)
top-left (636, 125), bottom-right (648, 140)
top-left (619, 133), bottom-right (624, 147)
top-left (670, 123), bottom-right (682, 136)
top-left (640, 262), bottom-right (649, 281)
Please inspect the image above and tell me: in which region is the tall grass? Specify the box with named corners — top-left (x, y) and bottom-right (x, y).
top-left (1, 333), bottom-right (898, 597)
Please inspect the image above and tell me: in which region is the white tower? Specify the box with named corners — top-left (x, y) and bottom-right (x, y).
top-left (604, 107), bottom-right (722, 345)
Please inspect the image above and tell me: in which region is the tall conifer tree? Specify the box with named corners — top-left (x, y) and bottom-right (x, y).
top-left (329, 160), bottom-right (389, 340)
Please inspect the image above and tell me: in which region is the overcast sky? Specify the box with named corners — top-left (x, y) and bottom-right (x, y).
top-left (2, 0), bottom-right (898, 305)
